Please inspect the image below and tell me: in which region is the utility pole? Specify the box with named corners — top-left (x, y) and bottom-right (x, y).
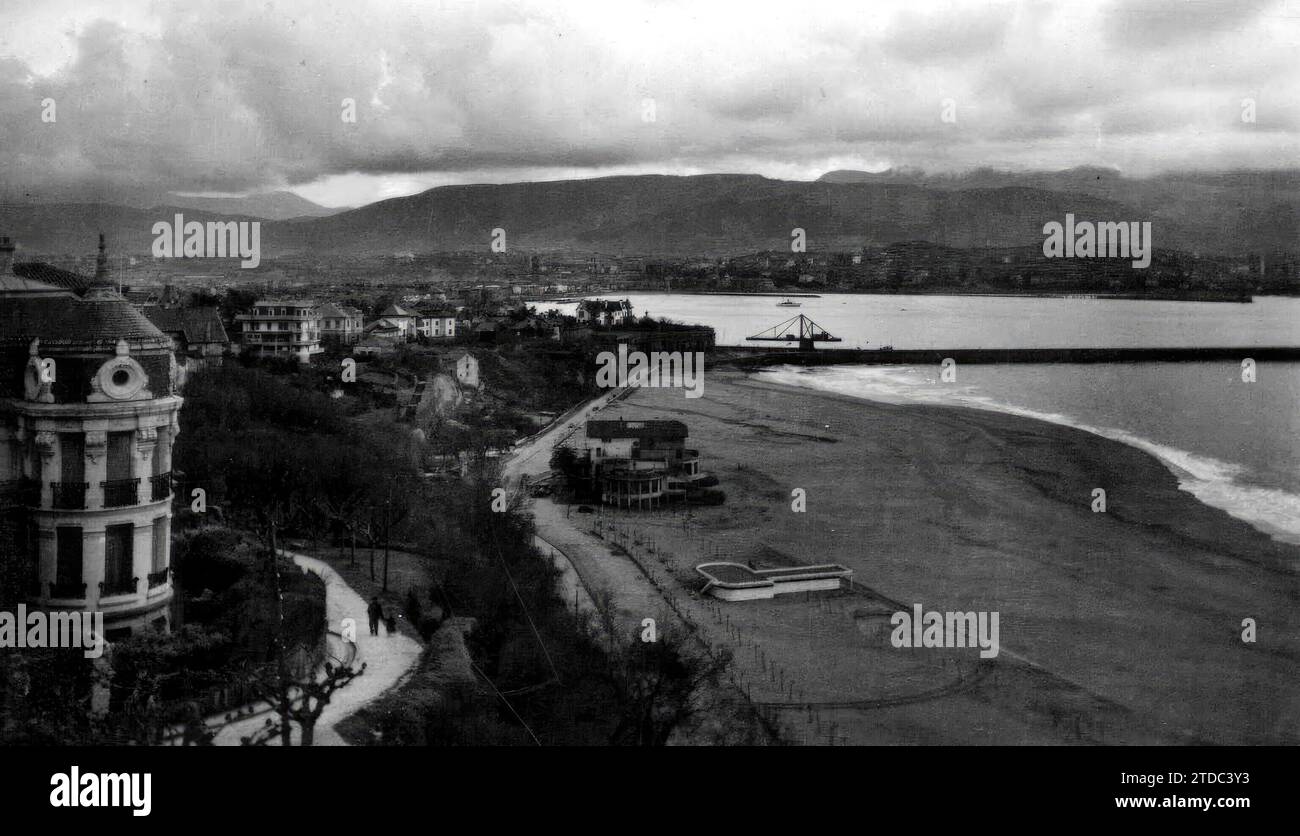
top-left (382, 478), bottom-right (394, 592)
top-left (368, 504), bottom-right (376, 582)
top-left (268, 519), bottom-right (291, 746)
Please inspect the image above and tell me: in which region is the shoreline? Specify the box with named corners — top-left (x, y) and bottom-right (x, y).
top-left (755, 363), bottom-right (1300, 547)
top-left (539, 288), bottom-right (1257, 303)
top-left (551, 372), bottom-right (1299, 744)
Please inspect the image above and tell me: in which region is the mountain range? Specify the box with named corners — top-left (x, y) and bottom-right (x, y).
top-left (2, 170), bottom-right (1295, 261)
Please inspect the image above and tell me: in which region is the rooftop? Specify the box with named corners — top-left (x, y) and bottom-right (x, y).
top-left (580, 299), bottom-right (630, 312)
top-left (586, 418), bottom-right (688, 440)
top-left (11, 262), bottom-right (93, 294)
top-left (318, 302), bottom-right (361, 318)
top-left (252, 299), bottom-right (317, 308)
top-left (0, 294), bottom-right (171, 350)
top-left (0, 274), bottom-right (70, 297)
top-left (143, 306), bottom-right (230, 347)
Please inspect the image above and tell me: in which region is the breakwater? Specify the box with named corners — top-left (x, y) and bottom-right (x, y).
top-left (719, 346), bottom-right (1300, 368)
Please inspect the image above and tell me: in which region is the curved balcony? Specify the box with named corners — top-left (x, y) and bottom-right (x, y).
top-left (101, 478), bottom-right (140, 508)
top-left (147, 566), bottom-right (170, 589)
top-left (100, 576), bottom-right (140, 597)
top-left (600, 467), bottom-right (666, 509)
top-left (150, 472), bottom-right (173, 502)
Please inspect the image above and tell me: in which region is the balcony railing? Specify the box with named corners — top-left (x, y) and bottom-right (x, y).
top-left (51, 481), bottom-right (88, 510)
top-left (101, 478), bottom-right (140, 508)
top-left (147, 567), bottom-right (169, 589)
top-left (100, 577), bottom-right (139, 597)
top-left (150, 472), bottom-right (172, 502)
top-left (49, 581), bottom-right (87, 599)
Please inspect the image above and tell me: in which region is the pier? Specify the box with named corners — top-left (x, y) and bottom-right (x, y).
top-left (721, 345), bottom-right (1300, 368)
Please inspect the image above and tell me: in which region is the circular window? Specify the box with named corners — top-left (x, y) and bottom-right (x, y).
top-left (95, 358), bottom-right (147, 400)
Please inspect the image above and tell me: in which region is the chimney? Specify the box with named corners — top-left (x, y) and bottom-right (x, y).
top-left (0, 235), bottom-right (14, 276)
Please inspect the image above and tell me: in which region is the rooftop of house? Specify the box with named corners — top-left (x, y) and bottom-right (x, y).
top-left (252, 299), bottom-right (317, 308)
top-left (380, 304), bottom-right (418, 317)
top-left (0, 273), bottom-right (70, 297)
top-left (11, 262), bottom-right (94, 294)
top-left (143, 306), bottom-right (230, 347)
top-left (0, 292), bottom-right (172, 351)
top-left (318, 302), bottom-right (363, 319)
top-left (586, 418), bottom-right (688, 441)
top-left (580, 299), bottom-right (631, 312)
top-left (2, 237), bottom-right (172, 352)
top-left (124, 287), bottom-right (163, 306)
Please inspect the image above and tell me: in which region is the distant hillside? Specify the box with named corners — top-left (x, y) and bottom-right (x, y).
top-left (256, 171), bottom-right (1294, 257)
top-left (817, 168), bottom-right (927, 185)
top-left (0, 203), bottom-right (265, 260)
top-left (159, 191), bottom-right (339, 221)
top-left (3, 170), bottom-right (1296, 259)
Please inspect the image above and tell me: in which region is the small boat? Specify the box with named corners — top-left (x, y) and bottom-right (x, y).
top-left (777, 298), bottom-right (801, 307)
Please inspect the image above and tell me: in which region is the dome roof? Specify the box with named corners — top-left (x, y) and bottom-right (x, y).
top-left (0, 294), bottom-right (171, 353)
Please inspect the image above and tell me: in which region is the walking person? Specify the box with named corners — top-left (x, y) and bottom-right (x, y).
top-left (367, 596), bottom-right (383, 637)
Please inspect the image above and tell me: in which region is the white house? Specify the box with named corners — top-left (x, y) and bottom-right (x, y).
top-left (576, 299), bottom-right (633, 326)
top-left (447, 352), bottom-right (480, 389)
top-left (416, 309), bottom-right (457, 340)
top-left (373, 304), bottom-right (418, 339)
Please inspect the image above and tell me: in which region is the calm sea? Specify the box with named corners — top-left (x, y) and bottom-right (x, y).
top-left (540, 292), bottom-right (1300, 544)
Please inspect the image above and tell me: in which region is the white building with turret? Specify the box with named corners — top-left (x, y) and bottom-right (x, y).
top-left (1, 235), bottom-right (181, 637)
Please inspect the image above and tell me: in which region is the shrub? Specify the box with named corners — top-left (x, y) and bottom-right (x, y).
top-left (172, 528), bottom-right (253, 595)
top-left (417, 614), bottom-right (442, 641)
top-left (405, 588), bottom-right (423, 627)
top-left (686, 488), bottom-right (726, 506)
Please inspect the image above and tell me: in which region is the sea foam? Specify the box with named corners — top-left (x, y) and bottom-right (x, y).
top-left (759, 364), bottom-right (1300, 546)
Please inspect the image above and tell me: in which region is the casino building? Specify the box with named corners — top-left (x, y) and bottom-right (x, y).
top-left (0, 235), bottom-right (181, 638)
top-left (582, 418), bottom-right (706, 509)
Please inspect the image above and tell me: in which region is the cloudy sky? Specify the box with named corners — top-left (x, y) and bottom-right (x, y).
top-left (1, 0), bottom-right (1297, 208)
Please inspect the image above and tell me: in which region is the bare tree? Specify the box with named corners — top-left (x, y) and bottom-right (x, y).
top-left (241, 660), bottom-right (366, 747)
top-left (235, 524), bottom-right (365, 746)
top-left (604, 629), bottom-right (731, 746)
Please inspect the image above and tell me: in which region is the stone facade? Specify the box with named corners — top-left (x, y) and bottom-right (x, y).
top-left (2, 269), bottom-right (181, 637)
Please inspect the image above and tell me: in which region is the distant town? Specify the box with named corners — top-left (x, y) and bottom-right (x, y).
top-left (13, 236), bottom-right (1300, 308)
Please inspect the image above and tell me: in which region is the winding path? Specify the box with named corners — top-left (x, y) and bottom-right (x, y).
top-left (208, 551), bottom-right (423, 746)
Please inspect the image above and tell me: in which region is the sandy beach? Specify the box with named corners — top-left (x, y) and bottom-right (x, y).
top-left (544, 370), bottom-right (1300, 745)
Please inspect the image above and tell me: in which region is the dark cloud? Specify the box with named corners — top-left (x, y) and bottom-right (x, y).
top-left (1101, 0), bottom-right (1280, 50)
top-left (0, 0), bottom-right (1294, 206)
